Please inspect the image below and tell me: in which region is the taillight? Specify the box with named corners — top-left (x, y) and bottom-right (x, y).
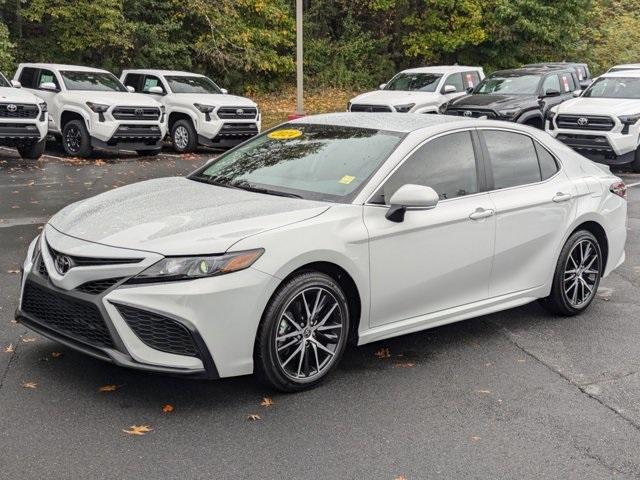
top-left (610, 181), bottom-right (627, 199)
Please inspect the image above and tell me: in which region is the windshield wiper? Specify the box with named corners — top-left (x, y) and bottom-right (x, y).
top-left (229, 180), bottom-right (303, 199)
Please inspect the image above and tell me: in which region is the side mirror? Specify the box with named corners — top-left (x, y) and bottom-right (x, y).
top-left (572, 89), bottom-right (582, 97)
top-left (11, 80), bottom-right (21, 88)
top-left (378, 83), bottom-right (387, 90)
top-left (443, 85), bottom-right (457, 94)
top-left (40, 82), bottom-right (58, 92)
top-left (148, 86), bottom-right (164, 94)
top-left (543, 89), bottom-right (561, 97)
top-left (579, 80), bottom-right (591, 90)
top-left (220, 88), bottom-right (228, 95)
top-left (385, 184), bottom-right (439, 222)
top-left (126, 85), bottom-right (135, 93)
top-left (465, 86), bottom-right (474, 94)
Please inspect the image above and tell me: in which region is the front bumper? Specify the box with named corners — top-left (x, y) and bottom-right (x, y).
top-left (17, 228), bottom-right (278, 379)
top-left (91, 124), bottom-right (165, 151)
top-left (0, 119), bottom-right (47, 146)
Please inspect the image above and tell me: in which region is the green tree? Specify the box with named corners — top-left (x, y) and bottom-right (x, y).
top-left (0, 21), bottom-right (15, 73)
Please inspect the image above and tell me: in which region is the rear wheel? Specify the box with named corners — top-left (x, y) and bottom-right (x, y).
top-left (540, 230), bottom-right (602, 316)
top-left (171, 119), bottom-right (198, 153)
top-left (62, 119), bottom-right (92, 157)
top-left (17, 138), bottom-right (46, 159)
top-left (255, 271), bottom-right (350, 392)
top-left (631, 146), bottom-right (640, 173)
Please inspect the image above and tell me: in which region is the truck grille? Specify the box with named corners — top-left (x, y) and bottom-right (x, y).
top-left (446, 109), bottom-right (498, 119)
top-left (112, 106), bottom-right (161, 121)
top-left (556, 133), bottom-right (614, 152)
top-left (0, 123), bottom-right (40, 138)
top-left (350, 104), bottom-right (393, 113)
top-left (215, 123), bottom-right (259, 138)
top-left (556, 115), bottom-right (615, 131)
top-left (217, 107), bottom-right (258, 120)
top-left (115, 304), bottom-right (199, 357)
top-left (0, 103), bottom-right (39, 119)
top-left (21, 281), bottom-right (114, 349)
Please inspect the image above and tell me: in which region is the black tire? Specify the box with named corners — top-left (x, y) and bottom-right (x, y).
top-left (17, 138), bottom-right (46, 159)
top-left (539, 230), bottom-right (603, 316)
top-left (171, 119), bottom-right (198, 153)
top-left (136, 148), bottom-right (162, 157)
top-left (62, 119), bottom-right (92, 157)
top-left (254, 271), bottom-right (350, 392)
top-left (631, 146), bottom-right (640, 173)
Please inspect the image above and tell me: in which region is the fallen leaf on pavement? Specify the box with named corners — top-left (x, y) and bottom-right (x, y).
top-left (3, 344), bottom-right (14, 353)
top-left (375, 348), bottom-right (391, 359)
top-left (162, 404), bottom-right (174, 413)
top-left (22, 382), bottom-right (38, 389)
top-left (247, 414), bottom-right (262, 421)
top-left (7, 269), bottom-right (20, 274)
top-left (471, 436), bottom-right (481, 442)
top-left (476, 390), bottom-right (491, 394)
top-left (394, 476), bottom-right (408, 480)
top-left (123, 425), bottom-right (152, 436)
top-left (51, 352), bottom-right (63, 359)
top-left (394, 362), bottom-right (416, 368)
top-left (21, 337), bottom-right (36, 343)
top-left (98, 384), bottom-right (119, 392)
top-left (260, 397), bottom-right (274, 407)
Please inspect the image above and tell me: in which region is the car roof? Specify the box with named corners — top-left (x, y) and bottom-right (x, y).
top-left (601, 70), bottom-right (640, 79)
top-left (399, 65), bottom-right (482, 75)
top-left (122, 69), bottom-right (206, 77)
top-left (18, 63), bottom-right (110, 73)
top-left (491, 67), bottom-right (572, 76)
top-left (524, 62), bottom-right (587, 68)
top-left (290, 112), bottom-right (478, 133)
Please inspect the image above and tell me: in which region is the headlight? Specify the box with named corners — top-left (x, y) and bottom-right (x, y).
top-left (128, 249), bottom-right (264, 284)
top-left (498, 109), bottom-right (520, 119)
top-left (618, 114), bottom-right (640, 125)
top-left (86, 102), bottom-right (110, 113)
top-left (438, 101), bottom-right (449, 114)
top-left (160, 105), bottom-right (166, 113)
top-left (394, 103), bottom-right (415, 113)
top-left (38, 102), bottom-right (47, 113)
top-left (545, 109), bottom-right (557, 120)
top-left (194, 103), bottom-right (215, 113)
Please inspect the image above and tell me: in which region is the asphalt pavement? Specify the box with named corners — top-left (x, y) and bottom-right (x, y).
top-left (1, 144), bottom-right (640, 479)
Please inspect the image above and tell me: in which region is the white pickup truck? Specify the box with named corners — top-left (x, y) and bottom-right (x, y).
top-left (0, 71), bottom-right (48, 159)
top-left (120, 69), bottom-right (260, 153)
top-left (348, 65), bottom-right (484, 114)
top-left (14, 63), bottom-right (166, 157)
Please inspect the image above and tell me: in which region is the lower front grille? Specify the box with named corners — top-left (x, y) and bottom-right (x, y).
top-left (556, 133), bottom-right (614, 152)
top-left (21, 281), bottom-right (114, 349)
top-left (76, 278), bottom-right (123, 295)
top-left (115, 304), bottom-right (199, 357)
top-left (110, 125), bottom-right (163, 144)
top-left (0, 123), bottom-right (41, 138)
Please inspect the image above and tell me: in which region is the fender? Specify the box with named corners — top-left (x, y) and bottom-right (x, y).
top-left (57, 103), bottom-right (91, 133)
top-left (412, 105), bottom-right (440, 114)
top-left (167, 105), bottom-right (199, 131)
top-left (516, 108), bottom-right (543, 126)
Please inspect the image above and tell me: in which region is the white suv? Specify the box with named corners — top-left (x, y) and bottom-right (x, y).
top-left (14, 63), bottom-right (167, 157)
top-left (546, 70), bottom-right (640, 172)
top-left (0, 71), bottom-right (48, 159)
top-left (120, 69), bottom-right (260, 153)
top-left (348, 65), bottom-right (484, 114)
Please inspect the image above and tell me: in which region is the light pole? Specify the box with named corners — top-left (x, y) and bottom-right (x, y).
top-left (295, 0), bottom-right (305, 117)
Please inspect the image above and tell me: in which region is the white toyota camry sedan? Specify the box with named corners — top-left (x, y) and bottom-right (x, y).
top-left (16, 113), bottom-right (627, 392)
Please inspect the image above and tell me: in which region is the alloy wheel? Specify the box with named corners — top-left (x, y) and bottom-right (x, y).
top-left (563, 238), bottom-right (601, 308)
top-left (65, 126), bottom-right (82, 153)
top-left (274, 287), bottom-right (345, 382)
top-left (174, 126), bottom-right (189, 150)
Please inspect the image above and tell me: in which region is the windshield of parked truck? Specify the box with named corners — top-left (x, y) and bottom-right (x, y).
top-left (385, 73), bottom-right (443, 92)
top-left (165, 75), bottom-right (223, 94)
top-left (583, 77), bottom-right (640, 99)
top-left (61, 71), bottom-right (127, 92)
top-left (475, 74), bottom-right (541, 95)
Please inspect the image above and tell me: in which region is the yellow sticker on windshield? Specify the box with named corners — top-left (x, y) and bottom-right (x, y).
top-left (268, 129), bottom-right (303, 140)
top-left (339, 175), bottom-right (356, 185)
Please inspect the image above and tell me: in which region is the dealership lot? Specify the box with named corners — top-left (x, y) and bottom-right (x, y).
top-left (1, 147), bottom-right (640, 479)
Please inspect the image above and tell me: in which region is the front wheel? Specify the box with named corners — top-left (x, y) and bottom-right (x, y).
top-left (539, 230), bottom-right (602, 316)
top-left (171, 119), bottom-right (198, 153)
top-left (255, 272), bottom-right (350, 392)
top-left (631, 146), bottom-right (640, 173)
top-left (17, 138), bottom-right (46, 159)
top-left (62, 120), bottom-right (92, 157)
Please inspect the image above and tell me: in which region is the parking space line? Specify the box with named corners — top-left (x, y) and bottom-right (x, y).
top-left (627, 181), bottom-right (640, 188)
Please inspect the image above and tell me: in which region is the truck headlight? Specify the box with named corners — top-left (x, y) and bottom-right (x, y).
top-left (194, 103), bottom-right (215, 121)
top-left (498, 109), bottom-right (520, 119)
top-left (394, 103), bottom-right (415, 113)
top-left (618, 114), bottom-right (640, 134)
top-left (86, 102), bottom-right (110, 113)
top-left (38, 102), bottom-right (47, 121)
top-left (127, 249), bottom-right (264, 284)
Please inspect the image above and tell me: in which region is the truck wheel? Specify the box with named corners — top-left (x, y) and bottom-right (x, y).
top-left (632, 147), bottom-right (640, 173)
top-left (171, 119), bottom-right (198, 153)
top-left (17, 139), bottom-right (46, 160)
top-left (62, 120), bottom-right (92, 157)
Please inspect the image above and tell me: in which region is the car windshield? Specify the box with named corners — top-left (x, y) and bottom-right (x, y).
top-left (0, 72), bottom-right (9, 87)
top-left (583, 77), bottom-right (640, 99)
top-left (475, 74), bottom-right (541, 95)
top-left (165, 75), bottom-right (222, 94)
top-left (190, 123), bottom-right (404, 202)
top-left (61, 71), bottom-right (127, 92)
top-left (385, 73), bottom-right (443, 92)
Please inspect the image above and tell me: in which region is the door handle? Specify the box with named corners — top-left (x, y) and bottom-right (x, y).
top-left (553, 192), bottom-right (572, 203)
top-left (469, 208), bottom-right (495, 220)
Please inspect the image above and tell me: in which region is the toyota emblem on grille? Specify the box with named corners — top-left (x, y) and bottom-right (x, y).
top-left (6, 104), bottom-right (17, 112)
top-left (577, 117), bottom-right (589, 126)
top-left (134, 108), bottom-right (144, 116)
top-left (463, 110), bottom-right (472, 117)
top-left (236, 108), bottom-right (245, 115)
top-left (54, 255), bottom-right (72, 275)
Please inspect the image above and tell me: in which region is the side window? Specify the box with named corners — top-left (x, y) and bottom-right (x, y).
top-left (559, 72), bottom-right (575, 92)
top-left (483, 130), bottom-right (541, 189)
top-left (37, 69), bottom-right (60, 89)
top-left (463, 71), bottom-right (480, 89)
top-left (379, 131), bottom-right (478, 203)
top-left (123, 73), bottom-right (143, 92)
top-left (443, 73), bottom-right (464, 93)
top-left (535, 142), bottom-right (559, 180)
top-left (143, 75), bottom-right (165, 93)
top-left (542, 74), bottom-right (561, 94)
top-left (18, 68), bottom-right (38, 89)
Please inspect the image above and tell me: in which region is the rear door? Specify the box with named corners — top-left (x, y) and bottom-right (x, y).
top-left (479, 128), bottom-right (576, 297)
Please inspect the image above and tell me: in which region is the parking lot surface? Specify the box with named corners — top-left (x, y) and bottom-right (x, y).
top-left (1, 145), bottom-right (640, 479)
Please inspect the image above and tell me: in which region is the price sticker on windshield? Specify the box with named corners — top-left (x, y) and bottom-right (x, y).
top-left (339, 175), bottom-right (356, 185)
top-left (268, 129), bottom-right (303, 140)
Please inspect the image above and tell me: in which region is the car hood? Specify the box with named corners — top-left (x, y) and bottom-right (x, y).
top-left (48, 177), bottom-right (330, 255)
top-left (450, 94), bottom-right (539, 110)
top-left (167, 93), bottom-right (257, 107)
top-left (351, 90), bottom-right (440, 106)
top-left (0, 86), bottom-right (42, 103)
top-left (62, 91), bottom-right (163, 107)
top-left (555, 97), bottom-right (640, 116)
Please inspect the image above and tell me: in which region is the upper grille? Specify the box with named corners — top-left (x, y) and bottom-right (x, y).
top-left (47, 243), bottom-right (142, 268)
top-left (446, 109), bottom-right (498, 119)
top-left (112, 106), bottom-right (161, 121)
top-left (556, 115), bottom-right (615, 131)
top-left (76, 278), bottom-right (123, 295)
top-left (217, 106), bottom-right (258, 120)
top-left (115, 304), bottom-right (199, 357)
top-left (0, 103), bottom-right (39, 119)
top-left (350, 104), bottom-right (393, 113)
top-left (21, 281), bottom-right (114, 349)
